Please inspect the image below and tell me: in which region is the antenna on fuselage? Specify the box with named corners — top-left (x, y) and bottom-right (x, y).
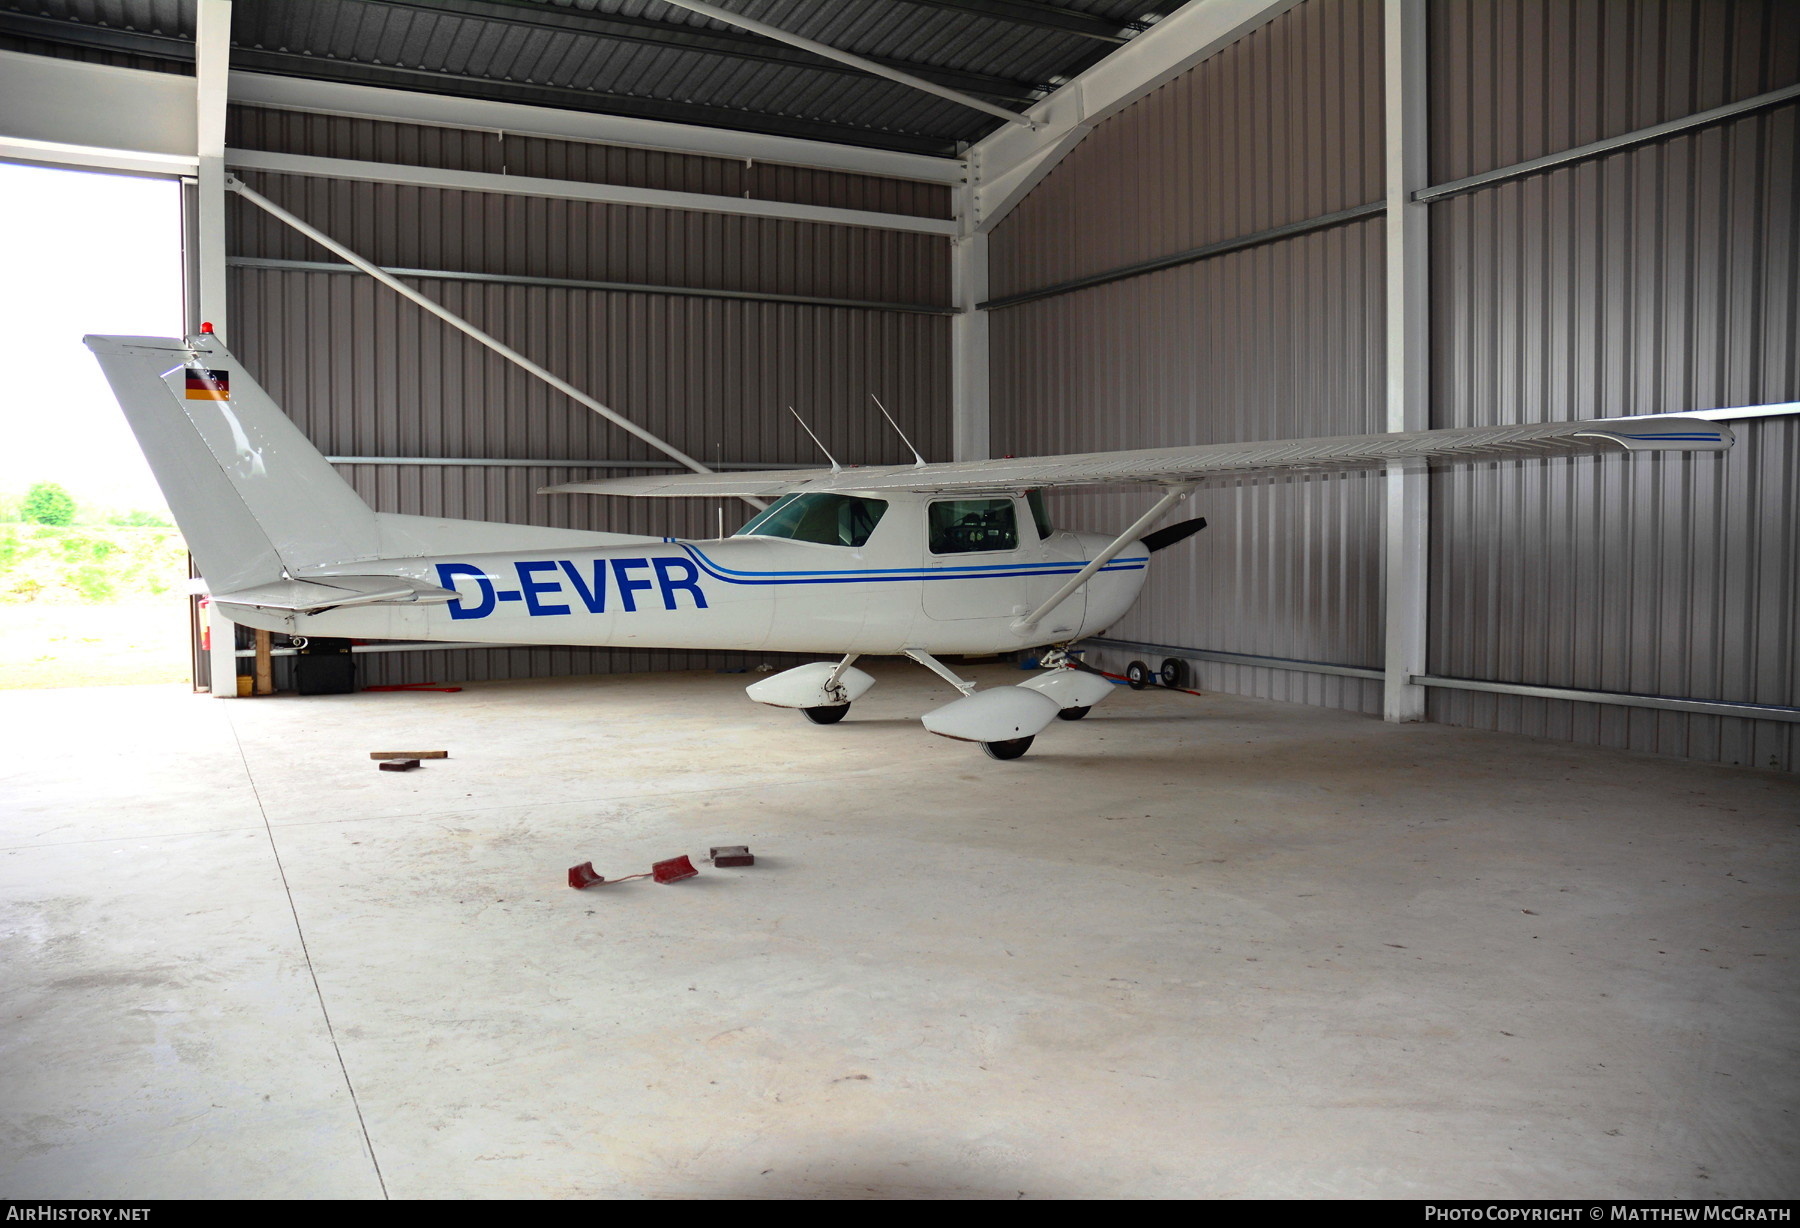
top-left (788, 406), bottom-right (841, 474)
top-left (871, 394), bottom-right (927, 468)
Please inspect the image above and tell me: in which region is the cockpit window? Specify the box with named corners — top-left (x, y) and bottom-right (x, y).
top-left (1026, 489), bottom-right (1052, 540)
top-left (734, 492), bottom-right (887, 547)
top-left (928, 498), bottom-right (1019, 554)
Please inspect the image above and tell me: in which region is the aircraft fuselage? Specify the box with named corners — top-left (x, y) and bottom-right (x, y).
top-left (220, 494), bottom-right (1151, 656)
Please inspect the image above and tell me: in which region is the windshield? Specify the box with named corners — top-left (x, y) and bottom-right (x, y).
top-left (734, 492), bottom-right (888, 547)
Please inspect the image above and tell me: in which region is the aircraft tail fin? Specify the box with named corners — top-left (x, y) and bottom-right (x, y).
top-left (85, 332), bottom-right (653, 600)
top-left (85, 332), bottom-right (384, 595)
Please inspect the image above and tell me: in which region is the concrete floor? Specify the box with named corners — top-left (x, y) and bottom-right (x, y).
top-left (1, 662), bottom-right (1795, 1200)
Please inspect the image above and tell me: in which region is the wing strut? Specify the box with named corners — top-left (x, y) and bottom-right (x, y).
top-left (1013, 484), bottom-right (1195, 634)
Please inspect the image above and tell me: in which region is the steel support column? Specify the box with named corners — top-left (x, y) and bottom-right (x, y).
top-left (951, 184), bottom-right (990, 461)
top-left (194, 0), bottom-right (240, 697)
top-left (1382, 0), bottom-right (1429, 723)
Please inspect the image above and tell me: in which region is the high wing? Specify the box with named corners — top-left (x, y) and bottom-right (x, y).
top-left (541, 416), bottom-right (1732, 498)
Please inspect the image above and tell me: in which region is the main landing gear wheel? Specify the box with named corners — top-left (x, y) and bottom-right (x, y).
top-left (802, 704), bottom-right (849, 724)
top-left (1056, 706), bottom-right (1092, 721)
top-left (982, 736), bottom-right (1035, 760)
top-left (1125, 660), bottom-right (1153, 690)
top-left (1159, 658), bottom-right (1190, 690)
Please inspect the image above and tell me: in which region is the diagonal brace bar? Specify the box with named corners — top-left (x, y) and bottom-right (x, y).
top-left (225, 175), bottom-right (766, 510)
top-left (656, 0), bottom-right (1034, 129)
top-left (1013, 484), bottom-right (1194, 633)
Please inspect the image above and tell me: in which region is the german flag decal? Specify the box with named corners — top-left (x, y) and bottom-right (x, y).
top-left (184, 368), bottom-right (230, 400)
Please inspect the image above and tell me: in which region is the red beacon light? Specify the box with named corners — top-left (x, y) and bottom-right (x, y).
top-left (199, 322), bottom-right (215, 334)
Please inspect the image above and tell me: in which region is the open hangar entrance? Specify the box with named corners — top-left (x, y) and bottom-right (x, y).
top-left (0, 0), bottom-right (1795, 1201)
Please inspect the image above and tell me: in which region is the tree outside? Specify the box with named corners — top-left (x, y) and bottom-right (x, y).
top-left (1, 487), bottom-right (190, 687)
top-left (21, 482), bottom-right (76, 526)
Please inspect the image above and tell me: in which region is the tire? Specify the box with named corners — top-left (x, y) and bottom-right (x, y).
top-left (981, 736), bottom-right (1035, 760)
top-left (1056, 705), bottom-right (1091, 721)
top-left (1125, 660), bottom-right (1152, 690)
top-left (802, 704), bottom-right (849, 724)
top-left (1159, 658), bottom-right (1190, 690)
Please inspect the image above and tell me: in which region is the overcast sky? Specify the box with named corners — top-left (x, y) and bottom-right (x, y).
top-left (0, 161), bottom-right (182, 514)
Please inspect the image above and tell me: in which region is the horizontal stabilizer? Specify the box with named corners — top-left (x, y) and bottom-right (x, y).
top-left (542, 415), bottom-right (1734, 499)
top-left (211, 575), bottom-right (457, 613)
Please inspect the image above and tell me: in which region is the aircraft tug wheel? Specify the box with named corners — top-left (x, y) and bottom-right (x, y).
top-left (1125, 660), bottom-right (1153, 690)
top-left (981, 736), bottom-right (1034, 760)
top-left (1057, 705), bottom-right (1092, 721)
top-left (802, 704), bottom-right (849, 724)
top-left (1159, 658), bottom-right (1190, 690)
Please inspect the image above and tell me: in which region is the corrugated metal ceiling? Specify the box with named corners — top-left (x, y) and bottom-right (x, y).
top-left (0, 0), bottom-right (1184, 154)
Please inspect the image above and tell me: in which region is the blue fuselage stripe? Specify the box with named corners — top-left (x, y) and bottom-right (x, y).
top-left (677, 543), bottom-right (1147, 587)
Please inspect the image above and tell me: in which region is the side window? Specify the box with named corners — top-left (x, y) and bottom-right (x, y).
top-left (734, 492), bottom-right (887, 546)
top-left (929, 498), bottom-right (1019, 555)
top-left (1026, 489), bottom-right (1052, 540)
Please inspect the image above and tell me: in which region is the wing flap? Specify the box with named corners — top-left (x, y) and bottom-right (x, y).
top-left (540, 416), bottom-right (1732, 498)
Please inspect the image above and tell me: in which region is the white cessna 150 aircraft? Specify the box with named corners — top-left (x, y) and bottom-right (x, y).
top-left (86, 331), bottom-right (1734, 760)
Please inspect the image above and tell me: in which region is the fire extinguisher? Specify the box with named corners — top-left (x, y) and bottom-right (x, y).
top-left (199, 596), bottom-right (211, 651)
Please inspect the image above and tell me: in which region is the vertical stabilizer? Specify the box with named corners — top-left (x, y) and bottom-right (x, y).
top-left (84, 332), bottom-right (382, 593)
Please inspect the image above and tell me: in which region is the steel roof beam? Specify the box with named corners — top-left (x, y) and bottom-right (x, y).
top-left (654, 0), bottom-right (1034, 128)
top-left (894, 0), bottom-right (1148, 43)
top-left (0, 10), bottom-right (195, 64)
top-left (227, 50), bottom-right (963, 155)
top-left (0, 3), bottom-right (1046, 106)
top-left (0, 11), bottom-right (970, 156)
top-left (0, 49), bottom-right (197, 173)
top-left (365, 0), bottom-right (1048, 104)
top-left (0, 49), bottom-right (960, 186)
top-left (229, 71), bottom-right (967, 183)
top-left (967, 0), bottom-right (1301, 230)
top-left (227, 148), bottom-right (961, 234)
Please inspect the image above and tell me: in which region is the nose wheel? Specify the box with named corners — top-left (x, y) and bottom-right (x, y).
top-left (981, 736), bottom-right (1034, 760)
top-left (802, 704), bottom-right (849, 724)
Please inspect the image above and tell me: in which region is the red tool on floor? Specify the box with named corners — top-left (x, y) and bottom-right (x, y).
top-left (568, 854), bottom-right (700, 889)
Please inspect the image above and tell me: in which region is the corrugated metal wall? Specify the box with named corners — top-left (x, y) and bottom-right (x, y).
top-left (989, 0), bottom-right (1799, 769)
top-left (990, 0), bottom-right (1388, 713)
top-left (225, 107), bottom-right (952, 685)
top-left (1426, 0), bottom-right (1800, 769)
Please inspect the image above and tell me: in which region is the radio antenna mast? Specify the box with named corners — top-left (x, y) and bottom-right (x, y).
top-left (871, 394), bottom-right (927, 468)
top-left (788, 406), bottom-right (841, 473)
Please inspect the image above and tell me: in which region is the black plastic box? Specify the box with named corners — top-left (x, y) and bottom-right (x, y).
top-left (295, 638), bottom-right (356, 695)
